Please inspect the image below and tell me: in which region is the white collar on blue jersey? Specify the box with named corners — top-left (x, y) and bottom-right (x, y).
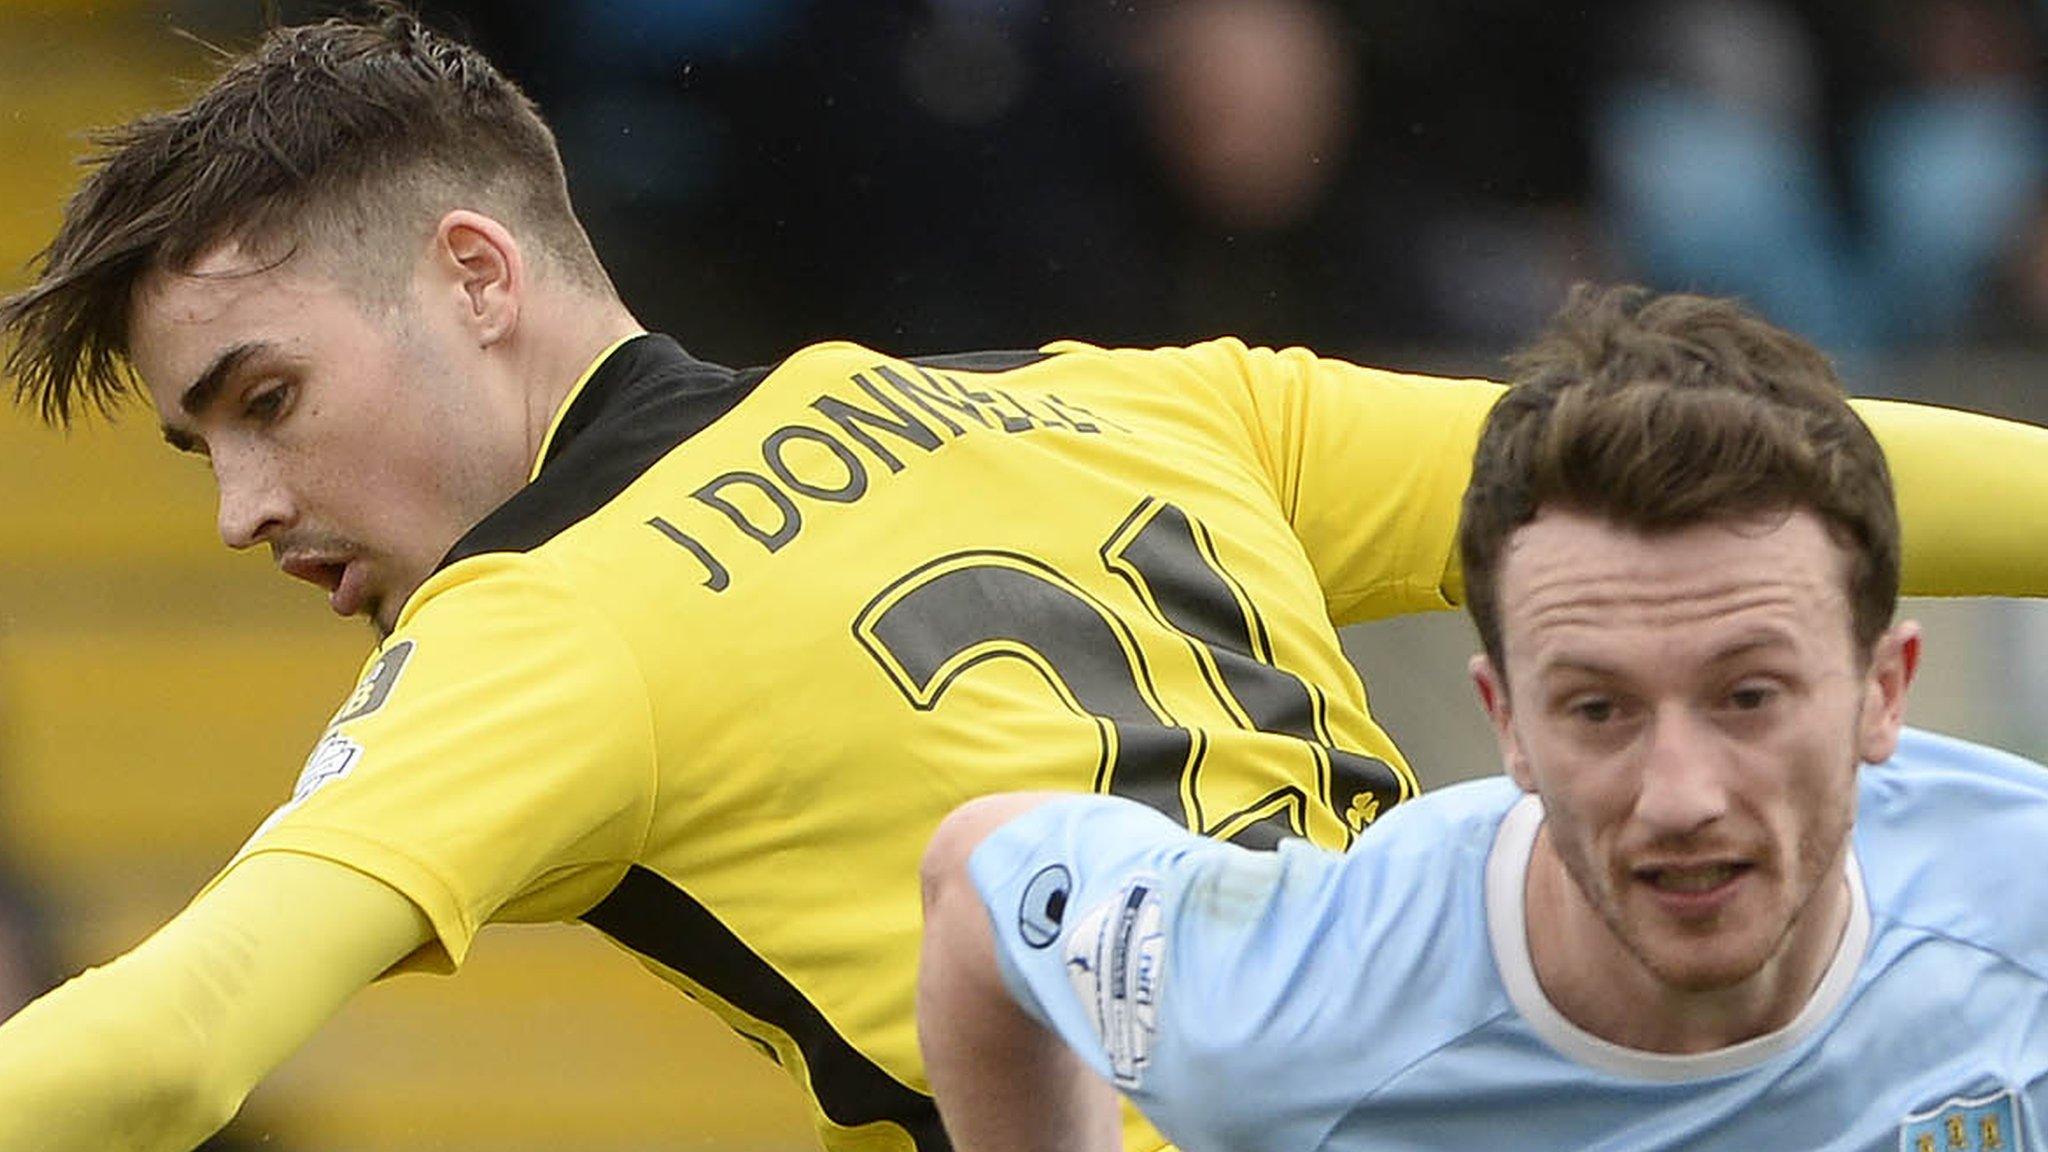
top-left (1485, 793), bottom-right (1872, 1083)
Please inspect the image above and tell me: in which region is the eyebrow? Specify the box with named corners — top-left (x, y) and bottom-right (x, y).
top-left (1703, 633), bottom-right (1803, 668)
top-left (1536, 633), bottom-right (1799, 680)
top-left (158, 341), bottom-right (267, 453)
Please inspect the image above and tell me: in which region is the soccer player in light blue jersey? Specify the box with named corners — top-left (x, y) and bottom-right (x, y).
top-left (918, 285), bottom-right (2048, 1152)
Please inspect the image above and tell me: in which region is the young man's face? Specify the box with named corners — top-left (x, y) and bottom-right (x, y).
top-left (129, 240), bottom-right (530, 636)
top-left (1475, 508), bottom-right (1914, 995)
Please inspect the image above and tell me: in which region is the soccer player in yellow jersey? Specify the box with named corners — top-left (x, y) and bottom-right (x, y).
top-left (0, 12), bottom-right (2042, 1152)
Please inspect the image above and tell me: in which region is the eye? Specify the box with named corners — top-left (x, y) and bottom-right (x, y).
top-left (243, 380), bottom-right (292, 424)
top-left (1570, 697), bottom-right (1616, 724)
top-left (1728, 683), bottom-right (1778, 711)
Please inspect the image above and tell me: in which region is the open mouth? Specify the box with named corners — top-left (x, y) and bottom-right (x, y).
top-left (279, 554), bottom-right (367, 616)
top-left (1630, 856), bottom-right (1761, 910)
top-left (1644, 864), bottom-right (1745, 892)
top-left (280, 554), bottom-right (349, 594)
top-left (312, 561), bottom-right (348, 595)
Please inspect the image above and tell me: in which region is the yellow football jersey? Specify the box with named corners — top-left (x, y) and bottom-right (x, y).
top-left (226, 334), bottom-right (1496, 1150)
top-left (208, 330), bottom-right (2048, 1151)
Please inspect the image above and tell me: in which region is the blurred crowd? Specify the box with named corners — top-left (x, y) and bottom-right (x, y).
top-left (233, 0), bottom-right (2048, 368)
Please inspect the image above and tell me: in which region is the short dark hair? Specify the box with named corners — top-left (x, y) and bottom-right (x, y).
top-left (1458, 284), bottom-right (1900, 672)
top-left (0, 5), bottom-right (610, 425)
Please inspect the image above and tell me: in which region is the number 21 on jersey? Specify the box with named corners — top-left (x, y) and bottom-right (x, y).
top-left (854, 497), bottom-right (1413, 850)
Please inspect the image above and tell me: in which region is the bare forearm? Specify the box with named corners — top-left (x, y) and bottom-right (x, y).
top-left (920, 796), bottom-right (1121, 1152)
top-left (920, 941), bottom-right (1120, 1152)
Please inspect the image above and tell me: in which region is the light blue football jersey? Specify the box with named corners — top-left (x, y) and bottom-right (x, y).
top-left (971, 728), bottom-right (2048, 1151)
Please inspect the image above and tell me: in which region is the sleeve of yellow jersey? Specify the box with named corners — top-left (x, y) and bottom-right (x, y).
top-left (1213, 342), bottom-right (2048, 618)
top-left (228, 550), bottom-right (660, 971)
top-left (0, 853), bottom-right (430, 1151)
top-left (0, 551), bottom-right (659, 1148)
top-left (1859, 398), bottom-right (2048, 599)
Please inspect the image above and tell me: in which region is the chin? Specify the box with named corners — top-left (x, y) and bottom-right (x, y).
top-left (1636, 938), bottom-right (1772, 993)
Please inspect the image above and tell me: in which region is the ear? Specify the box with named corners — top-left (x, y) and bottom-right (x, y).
top-left (429, 209), bottom-right (524, 347)
top-left (1855, 619), bottom-right (1922, 765)
top-left (1471, 652), bottom-right (1535, 792)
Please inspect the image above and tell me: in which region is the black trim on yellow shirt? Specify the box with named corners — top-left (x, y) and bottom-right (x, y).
top-left (583, 865), bottom-right (948, 1151)
top-left (442, 339), bottom-right (1056, 569)
top-left (441, 334), bottom-right (770, 566)
top-left (908, 349), bottom-right (1051, 374)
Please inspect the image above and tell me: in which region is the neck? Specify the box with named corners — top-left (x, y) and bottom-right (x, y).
top-left (516, 293), bottom-right (644, 473)
top-left (1524, 826), bottom-right (1852, 1054)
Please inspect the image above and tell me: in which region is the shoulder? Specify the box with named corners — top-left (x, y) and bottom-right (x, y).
top-left (977, 777), bottom-right (1517, 945)
top-left (973, 787), bottom-right (1522, 1143)
top-left (1363, 773), bottom-right (1526, 844)
top-left (1317, 772), bottom-right (1520, 871)
top-left (1168, 779), bottom-right (1519, 1048)
top-left (1858, 727), bottom-right (2048, 831)
top-left (398, 549), bottom-right (609, 634)
top-left (768, 341), bottom-right (1061, 382)
top-left (1143, 781), bottom-right (1521, 1139)
top-left (1032, 337), bottom-right (1303, 383)
top-left (1173, 775), bottom-right (1520, 964)
top-left (1857, 728), bottom-right (2048, 958)
top-left (374, 554), bottom-right (650, 722)
top-left (1303, 776), bottom-right (1522, 998)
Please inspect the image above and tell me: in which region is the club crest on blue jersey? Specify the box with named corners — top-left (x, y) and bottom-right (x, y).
top-left (1017, 864), bottom-right (1072, 949)
top-left (1900, 1089), bottom-right (2023, 1152)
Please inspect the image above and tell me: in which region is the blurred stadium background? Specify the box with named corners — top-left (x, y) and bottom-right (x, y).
top-left (0, 1), bottom-right (2040, 1149)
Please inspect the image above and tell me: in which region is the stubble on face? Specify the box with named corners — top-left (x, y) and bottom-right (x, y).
top-left (1496, 510), bottom-right (1872, 1045)
top-left (1542, 761), bottom-right (1855, 995)
top-left (129, 241), bottom-right (530, 636)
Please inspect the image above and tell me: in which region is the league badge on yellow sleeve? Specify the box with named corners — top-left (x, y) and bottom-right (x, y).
top-left (329, 639), bottom-right (416, 729)
top-left (1900, 1089), bottom-right (2023, 1152)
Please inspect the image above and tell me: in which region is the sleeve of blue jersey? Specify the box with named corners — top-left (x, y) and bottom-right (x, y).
top-left (1858, 727), bottom-right (2048, 958)
top-left (967, 795), bottom-right (1213, 1079)
top-left (968, 796), bottom-right (1363, 1149)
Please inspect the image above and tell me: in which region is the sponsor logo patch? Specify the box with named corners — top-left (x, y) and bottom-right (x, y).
top-left (1017, 864), bottom-right (1072, 949)
top-left (1900, 1089), bottom-right (2023, 1152)
top-left (292, 733), bottom-right (362, 803)
top-left (329, 640), bottom-right (415, 728)
top-left (1061, 876), bottom-right (1166, 1088)
top-left (241, 732), bottom-right (363, 850)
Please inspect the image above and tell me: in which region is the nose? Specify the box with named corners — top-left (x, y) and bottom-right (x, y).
top-left (1632, 706), bottom-right (1730, 837)
top-left (212, 448), bottom-right (293, 550)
